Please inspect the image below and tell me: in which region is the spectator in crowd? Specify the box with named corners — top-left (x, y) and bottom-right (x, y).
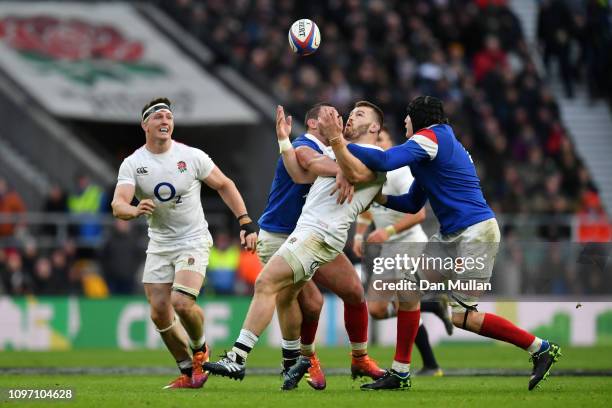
top-left (42, 184), bottom-right (68, 238)
top-left (207, 230), bottom-right (240, 295)
top-left (537, 0), bottom-right (575, 98)
top-left (32, 256), bottom-right (63, 295)
top-left (100, 219), bottom-right (144, 294)
top-left (67, 174), bottom-right (105, 251)
top-left (577, 190), bottom-right (612, 242)
top-left (235, 248), bottom-right (262, 295)
top-left (0, 177), bottom-right (26, 238)
top-left (156, 0), bottom-right (598, 216)
top-left (2, 251), bottom-right (31, 295)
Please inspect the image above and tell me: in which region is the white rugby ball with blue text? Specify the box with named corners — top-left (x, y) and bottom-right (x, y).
top-left (288, 19), bottom-right (320, 56)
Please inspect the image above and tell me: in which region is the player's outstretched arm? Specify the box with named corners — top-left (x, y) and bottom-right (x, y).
top-left (276, 105), bottom-right (315, 184)
top-left (346, 139), bottom-right (430, 172)
top-left (203, 166), bottom-right (258, 252)
top-left (295, 146), bottom-right (338, 176)
top-left (111, 184), bottom-right (155, 220)
top-left (377, 179), bottom-right (427, 214)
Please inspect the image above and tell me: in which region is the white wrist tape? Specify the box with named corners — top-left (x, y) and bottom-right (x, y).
top-left (278, 138), bottom-right (292, 153)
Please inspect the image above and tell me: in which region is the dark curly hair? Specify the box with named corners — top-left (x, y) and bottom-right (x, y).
top-left (406, 96), bottom-right (448, 132)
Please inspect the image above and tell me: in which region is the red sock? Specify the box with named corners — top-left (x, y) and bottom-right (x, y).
top-left (300, 318), bottom-right (319, 345)
top-left (344, 301), bottom-right (368, 344)
top-left (479, 313), bottom-right (535, 350)
top-left (394, 309), bottom-right (420, 364)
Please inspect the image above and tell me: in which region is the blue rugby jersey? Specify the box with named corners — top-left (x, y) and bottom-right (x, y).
top-left (347, 124), bottom-right (494, 235)
top-left (258, 134), bottom-right (325, 234)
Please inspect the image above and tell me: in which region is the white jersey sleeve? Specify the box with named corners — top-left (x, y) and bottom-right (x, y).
top-left (117, 158), bottom-right (136, 186)
top-left (382, 166), bottom-right (414, 196)
top-left (193, 149), bottom-right (216, 180)
top-left (372, 166), bottom-right (427, 242)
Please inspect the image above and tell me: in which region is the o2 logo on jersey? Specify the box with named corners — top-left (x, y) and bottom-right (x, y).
top-left (154, 182), bottom-right (182, 204)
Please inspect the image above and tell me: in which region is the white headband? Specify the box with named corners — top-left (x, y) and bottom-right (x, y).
top-left (142, 103), bottom-right (172, 122)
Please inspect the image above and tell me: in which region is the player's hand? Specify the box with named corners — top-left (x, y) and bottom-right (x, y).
top-left (331, 171), bottom-right (354, 204)
top-left (135, 199), bottom-right (155, 217)
top-left (240, 230), bottom-right (258, 253)
top-left (367, 228), bottom-right (389, 243)
top-left (318, 106), bottom-right (343, 141)
top-left (352, 236), bottom-right (364, 258)
top-left (239, 218), bottom-right (259, 253)
top-left (276, 105), bottom-right (292, 141)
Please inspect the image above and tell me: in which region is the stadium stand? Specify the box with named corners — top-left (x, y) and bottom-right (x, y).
top-left (1, 0), bottom-right (610, 297)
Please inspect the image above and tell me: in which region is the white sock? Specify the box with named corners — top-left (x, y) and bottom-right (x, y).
top-left (351, 342), bottom-right (368, 351)
top-left (188, 333), bottom-right (206, 350)
top-left (527, 337), bottom-right (544, 354)
top-left (391, 360), bottom-right (410, 374)
top-left (281, 338), bottom-right (301, 350)
top-left (301, 343), bottom-right (315, 356)
top-left (232, 329), bottom-right (259, 361)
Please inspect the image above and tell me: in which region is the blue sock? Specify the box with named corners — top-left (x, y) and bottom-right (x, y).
top-left (394, 370), bottom-right (409, 378)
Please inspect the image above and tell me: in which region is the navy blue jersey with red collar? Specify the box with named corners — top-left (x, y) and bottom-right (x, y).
top-left (258, 134), bottom-right (324, 234)
top-left (347, 124), bottom-right (494, 235)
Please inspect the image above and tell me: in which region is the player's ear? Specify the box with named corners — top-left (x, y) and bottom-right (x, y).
top-left (369, 121), bottom-right (380, 134)
top-left (141, 120), bottom-right (147, 133)
top-left (307, 118), bottom-right (318, 129)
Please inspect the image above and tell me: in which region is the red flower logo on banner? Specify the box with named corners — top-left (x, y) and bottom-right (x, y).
top-left (0, 15), bottom-right (165, 85)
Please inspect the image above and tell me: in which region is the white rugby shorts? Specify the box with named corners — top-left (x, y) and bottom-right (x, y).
top-left (143, 237), bottom-right (212, 284)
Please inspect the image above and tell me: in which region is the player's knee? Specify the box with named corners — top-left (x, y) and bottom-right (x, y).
top-left (254, 272), bottom-right (278, 295)
top-left (368, 303), bottom-right (388, 320)
top-left (171, 292), bottom-right (195, 316)
top-left (300, 296), bottom-right (323, 321)
top-left (150, 305), bottom-right (173, 327)
top-left (337, 281), bottom-right (365, 305)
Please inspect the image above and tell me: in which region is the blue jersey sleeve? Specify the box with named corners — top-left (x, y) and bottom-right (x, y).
top-left (347, 140), bottom-right (429, 171)
top-left (384, 179), bottom-right (427, 214)
top-left (292, 138), bottom-right (322, 154)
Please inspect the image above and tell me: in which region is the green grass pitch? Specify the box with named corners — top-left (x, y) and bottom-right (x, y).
top-left (1, 345), bottom-right (611, 407)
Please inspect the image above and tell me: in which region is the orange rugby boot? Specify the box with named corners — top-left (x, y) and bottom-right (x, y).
top-left (305, 353), bottom-right (326, 390)
top-left (351, 354), bottom-right (386, 380)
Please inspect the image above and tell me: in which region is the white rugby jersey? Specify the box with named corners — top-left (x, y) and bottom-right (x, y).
top-left (116, 141), bottom-right (214, 245)
top-left (370, 166), bottom-right (427, 242)
top-left (295, 143), bottom-right (386, 252)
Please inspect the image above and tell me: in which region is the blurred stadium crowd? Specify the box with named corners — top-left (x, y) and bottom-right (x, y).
top-left (162, 0), bottom-right (610, 215)
top-left (1, 0), bottom-right (611, 296)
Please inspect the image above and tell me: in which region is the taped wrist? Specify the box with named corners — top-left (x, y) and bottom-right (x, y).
top-left (240, 221), bottom-right (259, 236)
top-left (278, 138), bottom-right (292, 153)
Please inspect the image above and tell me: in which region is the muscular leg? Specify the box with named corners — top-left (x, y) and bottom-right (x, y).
top-left (452, 310), bottom-right (542, 352)
top-left (145, 283), bottom-right (190, 362)
top-left (243, 255), bottom-right (296, 335)
top-left (171, 270), bottom-right (206, 352)
top-left (367, 300), bottom-right (397, 320)
top-left (389, 287), bottom-right (422, 375)
top-left (297, 281), bottom-right (324, 356)
top-left (314, 254), bottom-right (369, 356)
top-left (277, 282), bottom-right (307, 369)
top-left (224, 255), bottom-right (297, 366)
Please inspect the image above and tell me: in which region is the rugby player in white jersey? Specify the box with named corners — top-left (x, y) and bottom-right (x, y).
top-left (270, 104), bottom-right (384, 390)
top-left (353, 127), bottom-right (451, 376)
top-left (204, 102), bottom-right (387, 384)
top-left (111, 97), bottom-right (258, 389)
